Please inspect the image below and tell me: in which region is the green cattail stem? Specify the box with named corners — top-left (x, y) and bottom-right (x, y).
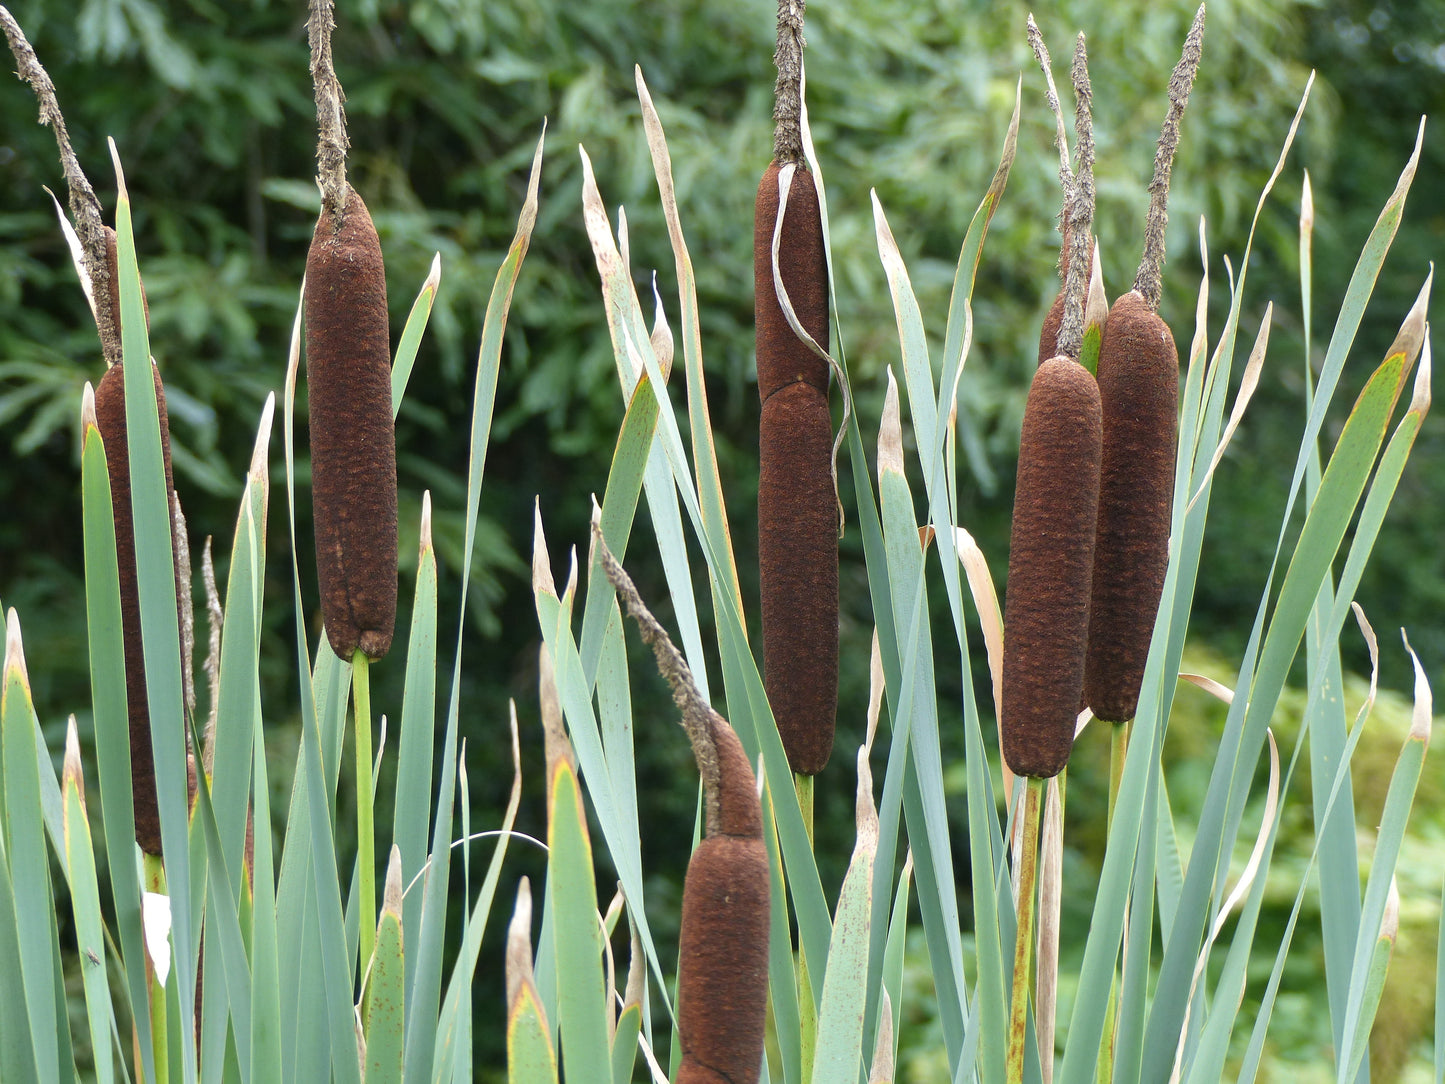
top-left (143, 852), bottom-right (169, 1084)
top-left (353, 651), bottom-right (376, 977)
top-left (795, 771), bottom-right (814, 847)
top-left (1107, 719), bottom-right (1130, 831)
top-left (1007, 776), bottom-right (1045, 1084)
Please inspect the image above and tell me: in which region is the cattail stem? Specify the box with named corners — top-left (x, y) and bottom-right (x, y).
top-left (1107, 719), bottom-right (1131, 830)
top-left (143, 852), bottom-right (170, 1084)
top-left (1007, 776), bottom-right (1045, 1084)
top-left (353, 650), bottom-right (376, 975)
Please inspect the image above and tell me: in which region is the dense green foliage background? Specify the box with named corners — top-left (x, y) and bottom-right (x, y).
top-left (2, 0), bottom-right (1442, 1076)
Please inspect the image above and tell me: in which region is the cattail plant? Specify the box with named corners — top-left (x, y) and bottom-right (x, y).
top-left (304, 9), bottom-right (397, 665)
top-left (1005, 24), bottom-right (1100, 786)
top-left (304, 0), bottom-right (398, 977)
top-left (1002, 27), bottom-right (1102, 1083)
top-left (1083, 5), bottom-right (1204, 727)
top-left (598, 535), bottom-right (770, 1084)
top-left (756, 0), bottom-right (837, 778)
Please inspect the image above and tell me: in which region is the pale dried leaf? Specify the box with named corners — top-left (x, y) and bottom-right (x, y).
top-left (1179, 672), bottom-right (1234, 705)
top-left (879, 368), bottom-right (903, 478)
top-left (1188, 303), bottom-right (1272, 514)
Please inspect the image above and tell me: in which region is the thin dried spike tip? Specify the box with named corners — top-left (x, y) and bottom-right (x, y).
top-left (755, 163), bottom-right (830, 399)
top-left (93, 361), bottom-right (184, 855)
top-left (1084, 290), bottom-right (1178, 723)
top-left (594, 534), bottom-right (722, 828)
top-left (305, 191), bottom-right (397, 661)
top-left (307, 0), bottom-right (349, 214)
top-left (0, 7), bottom-right (114, 362)
top-left (1134, 4), bottom-right (1206, 310)
top-left (772, 0), bottom-right (807, 165)
top-left (1055, 34), bottom-right (1095, 360)
top-left (1001, 358), bottom-right (1102, 778)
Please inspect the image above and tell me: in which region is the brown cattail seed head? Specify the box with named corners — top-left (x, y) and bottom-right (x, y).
top-left (1083, 291), bottom-right (1179, 723)
top-left (755, 159), bottom-right (836, 774)
top-left (754, 162), bottom-right (829, 401)
top-left (93, 361), bottom-right (181, 855)
top-left (304, 190), bottom-right (397, 661)
top-left (1002, 358), bottom-right (1102, 778)
top-left (675, 717), bottom-right (769, 1084)
top-left (757, 381), bottom-right (838, 774)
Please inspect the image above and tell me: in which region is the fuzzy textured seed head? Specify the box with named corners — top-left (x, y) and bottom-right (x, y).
top-left (754, 162), bottom-right (829, 401)
top-left (757, 382), bottom-right (838, 774)
top-left (709, 717), bottom-right (763, 840)
top-left (304, 191), bottom-right (397, 661)
top-left (93, 361), bottom-right (180, 855)
top-left (1001, 357), bottom-right (1102, 778)
top-left (1084, 291), bottom-right (1179, 723)
top-left (675, 834), bottom-right (770, 1084)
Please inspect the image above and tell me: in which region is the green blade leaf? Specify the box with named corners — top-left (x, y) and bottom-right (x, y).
top-left (3, 612), bottom-right (61, 1084)
top-left (547, 761), bottom-right (611, 1083)
top-left (61, 721), bottom-right (115, 1084)
top-left (81, 409), bottom-right (156, 1082)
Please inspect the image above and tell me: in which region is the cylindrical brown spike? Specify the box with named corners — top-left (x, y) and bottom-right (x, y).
top-left (93, 361), bottom-right (182, 855)
top-left (1001, 357), bottom-right (1102, 778)
top-left (676, 717), bottom-right (769, 1084)
top-left (754, 162), bottom-right (829, 401)
top-left (757, 382), bottom-right (837, 774)
top-left (304, 191), bottom-right (397, 661)
top-left (1084, 290), bottom-right (1179, 723)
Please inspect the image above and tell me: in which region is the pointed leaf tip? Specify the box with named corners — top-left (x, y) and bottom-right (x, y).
top-left (879, 368), bottom-right (904, 477)
top-left (424, 252), bottom-right (442, 294)
top-left (531, 500), bottom-right (556, 598)
top-left (383, 845), bottom-right (403, 917)
top-left (1410, 332), bottom-right (1431, 415)
top-left (506, 876), bottom-right (538, 1013)
top-left (1382, 877), bottom-right (1400, 942)
top-left (1085, 241), bottom-right (1108, 330)
top-left (81, 382), bottom-right (97, 432)
top-left (250, 393), bottom-right (276, 484)
top-left (108, 137), bottom-right (128, 202)
top-left (64, 715), bottom-right (84, 797)
top-left (420, 490), bottom-right (432, 554)
top-left (1387, 268), bottom-right (1432, 370)
top-left (1402, 630), bottom-right (1432, 744)
top-left (4, 608), bottom-right (27, 690)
